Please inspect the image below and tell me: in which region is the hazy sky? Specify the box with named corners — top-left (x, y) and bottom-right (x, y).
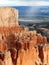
top-left (0, 0), bottom-right (49, 6)
top-left (14, 6), bottom-right (49, 22)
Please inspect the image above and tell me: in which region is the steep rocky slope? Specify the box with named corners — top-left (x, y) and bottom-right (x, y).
top-left (0, 7), bottom-right (49, 65)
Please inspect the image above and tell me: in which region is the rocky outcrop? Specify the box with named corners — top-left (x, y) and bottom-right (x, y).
top-left (0, 7), bottom-right (23, 39)
top-left (0, 30), bottom-right (48, 65)
top-left (4, 51), bottom-right (13, 65)
top-left (0, 7), bottom-right (49, 65)
top-left (0, 7), bottom-right (18, 27)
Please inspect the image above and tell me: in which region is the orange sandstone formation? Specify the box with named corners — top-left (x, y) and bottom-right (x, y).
top-left (0, 7), bottom-right (48, 65)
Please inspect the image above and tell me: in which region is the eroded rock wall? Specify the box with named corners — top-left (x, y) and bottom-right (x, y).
top-left (0, 7), bottom-right (18, 27)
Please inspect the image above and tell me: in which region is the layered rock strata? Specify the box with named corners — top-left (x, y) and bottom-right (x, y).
top-left (0, 7), bottom-right (49, 65)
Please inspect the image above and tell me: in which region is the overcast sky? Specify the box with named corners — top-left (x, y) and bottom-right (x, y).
top-left (0, 0), bottom-right (49, 6)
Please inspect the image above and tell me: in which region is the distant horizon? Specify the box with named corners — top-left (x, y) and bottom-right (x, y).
top-left (12, 6), bottom-right (49, 23)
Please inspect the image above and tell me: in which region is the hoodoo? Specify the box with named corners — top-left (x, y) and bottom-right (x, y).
top-left (0, 7), bottom-right (49, 65)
